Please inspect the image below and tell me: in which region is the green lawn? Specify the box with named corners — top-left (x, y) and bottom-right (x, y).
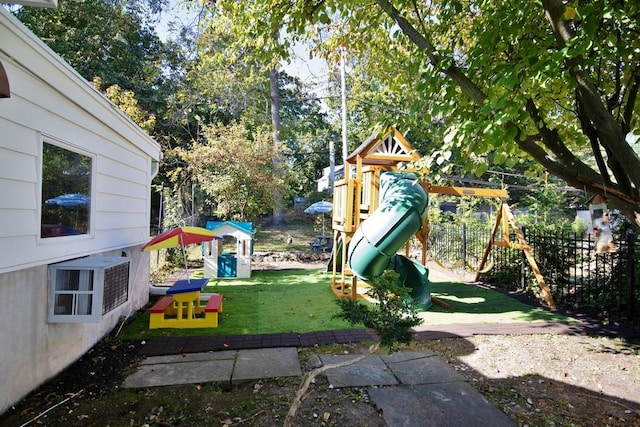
top-left (251, 210), bottom-right (322, 253)
top-left (424, 269), bottom-right (578, 325)
top-left (120, 269), bottom-right (363, 339)
top-left (120, 267), bottom-right (577, 341)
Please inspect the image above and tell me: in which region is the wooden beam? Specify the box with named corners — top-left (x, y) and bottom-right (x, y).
top-left (424, 185), bottom-right (508, 198)
top-left (475, 202), bottom-right (556, 309)
top-left (501, 203), bottom-right (556, 308)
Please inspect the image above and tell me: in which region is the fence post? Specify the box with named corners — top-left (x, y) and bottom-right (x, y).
top-left (521, 226), bottom-right (526, 290)
top-left (626, 229), bottom-right (636, 320)
top-left (461, 223), bottom-right (467, 268)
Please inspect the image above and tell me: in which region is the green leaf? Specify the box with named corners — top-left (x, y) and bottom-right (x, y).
top-left (505, 126), bottom-right (519, 141)
top-left (474, 163), bottom-right (489, 177)
top-left (494, 152), bottom-right (507, 165)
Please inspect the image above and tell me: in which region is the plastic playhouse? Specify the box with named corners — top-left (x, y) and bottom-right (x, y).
top-left (328, 126), bottom-right (555, 309)
top-left (203, 221), bottom-right (253, 279)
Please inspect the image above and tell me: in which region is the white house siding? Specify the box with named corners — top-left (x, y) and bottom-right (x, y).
top-left (0, 248), bottom-right (148, 415)
top-left (0, 9), bottom-right (161, 414)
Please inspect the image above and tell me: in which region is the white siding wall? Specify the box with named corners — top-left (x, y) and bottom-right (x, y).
top-left (0, 9), bottom-right (161, 414)
top-left (0, 9), bottom-right (160, 274)
top-left (0, 248), bottom-right (150, 414)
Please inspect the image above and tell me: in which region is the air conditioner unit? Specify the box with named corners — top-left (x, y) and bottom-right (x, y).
top-left (48, 256), bottom-right (130, 323)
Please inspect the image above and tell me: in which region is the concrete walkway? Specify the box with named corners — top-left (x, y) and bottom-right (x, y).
top-left (126, 314), bottom-right (638, 426)
top-left (123, 314), bottom-right (640, 426)
top-left (123, 347), bottom-right (302, 388)
top-left (123, 346), bottom-right (515, 426)
top-left (318, 350), bottom-right (515, 426)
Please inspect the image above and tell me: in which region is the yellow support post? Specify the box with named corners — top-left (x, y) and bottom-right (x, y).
top-left (476, 202), bottom-right (556, 309)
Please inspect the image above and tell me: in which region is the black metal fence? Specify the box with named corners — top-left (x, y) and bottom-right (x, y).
top-left (426, 223), bottom-right (638, 320)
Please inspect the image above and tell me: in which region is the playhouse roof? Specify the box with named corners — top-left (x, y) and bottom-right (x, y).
top-left (346, 126), bottom-right (421, 166)
top-left (205, 221), bottom-right (253, 236)
top-left (587, 194), bottom-right (607, 205)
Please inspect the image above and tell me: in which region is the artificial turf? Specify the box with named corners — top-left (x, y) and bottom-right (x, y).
top-left (119, 267), bottom-right (576, 340)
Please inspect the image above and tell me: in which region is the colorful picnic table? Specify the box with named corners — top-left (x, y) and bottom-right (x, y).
top-left (166, 278), bottom-right (208, 320)
top-left (149, 278), bottom-right (223, 329)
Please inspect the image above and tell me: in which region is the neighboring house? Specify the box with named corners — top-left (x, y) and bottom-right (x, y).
top-left (576, 210), bottom-right (594, 234)
top-left (0, 6), bottom-right (161, 414)
top-left (317, 164), bottom-right (344, 192)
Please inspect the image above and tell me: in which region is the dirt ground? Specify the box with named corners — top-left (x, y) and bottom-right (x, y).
top-left (2, 330), bottom-right (639, 427)
top-left (427, 334), bottom-right (640, 426)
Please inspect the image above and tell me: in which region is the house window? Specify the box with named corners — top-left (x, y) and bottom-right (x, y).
top-left (0, 60), bottom-right (9, 98)
top-left (41, 141), bottom-right (92, 238)
top-left (48, 257), bottom-right (130, 323)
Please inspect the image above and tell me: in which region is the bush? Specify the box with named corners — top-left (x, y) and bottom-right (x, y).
top-left (571, 216), bottom-right (588, 235)
top-left (334, 270), bottom-right (423, 351)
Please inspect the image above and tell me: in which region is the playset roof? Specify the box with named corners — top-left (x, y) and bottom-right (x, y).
top-left (346, 126), bottom-right (421, 166)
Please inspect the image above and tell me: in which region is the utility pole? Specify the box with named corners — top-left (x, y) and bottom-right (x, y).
top-left (329, 139), bottom-right (335, 191)
top-left (340, 47), bottom-right (348, 163)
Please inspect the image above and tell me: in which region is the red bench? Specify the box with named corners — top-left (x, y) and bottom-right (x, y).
top-left (150, 296), bottom-right (174, 313)
top-left (203, 294), bottom-right (223, 327)
top-left (205, 294), bottom-right (223, 313)
top-left (149, 296), bottom-right (176, 329)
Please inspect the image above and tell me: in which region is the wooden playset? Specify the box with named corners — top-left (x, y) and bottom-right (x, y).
top-left (329, 126), bottom-right (555, 309)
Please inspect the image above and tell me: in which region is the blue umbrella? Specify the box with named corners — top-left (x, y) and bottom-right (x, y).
top-left (304, 200), bottom-right (333, 214)
top-left (304, 201), bottom-right (333, 234)
top-left (45, 193), bottom-right (90, 208)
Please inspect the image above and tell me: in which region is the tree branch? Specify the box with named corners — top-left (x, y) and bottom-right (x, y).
top-left (516, 134), bottom-right (639, 223)
top-left (283, 343), bottom-right (380, 427)
top-left (374, 0), bottom-right (486, 105)
top-left (576, 93), bottom-right (612, 185)
top-left (541, 0), bottom-right (640, 190)
top-left (623, 73), bottom-right (640, 132)
top-left (372, 0), bottom-right (640, 225)
top-left (524, 98), bottom-right (598, 178)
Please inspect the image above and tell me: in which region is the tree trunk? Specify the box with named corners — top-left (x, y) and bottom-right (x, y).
top-left (270, 66), bottom-right (284, 225)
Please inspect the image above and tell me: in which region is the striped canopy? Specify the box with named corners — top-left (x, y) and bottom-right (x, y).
top-left (141, 226), bottom-right (216, 251)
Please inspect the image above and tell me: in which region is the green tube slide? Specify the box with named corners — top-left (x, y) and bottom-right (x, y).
top-left (347, 171), bottom-right (431, 309)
